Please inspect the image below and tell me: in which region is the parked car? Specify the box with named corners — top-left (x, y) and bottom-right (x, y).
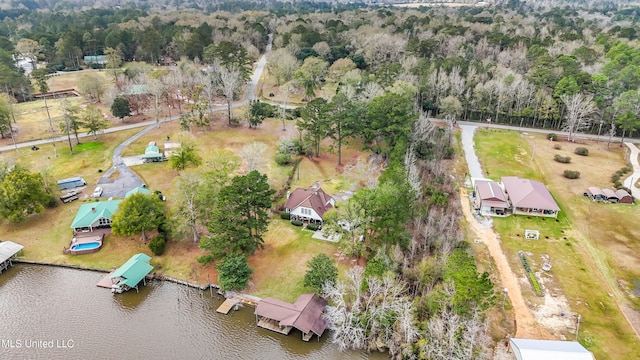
top-left (93, 187), bottom-right (103, 198)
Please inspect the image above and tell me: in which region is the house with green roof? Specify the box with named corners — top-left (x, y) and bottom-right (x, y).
top-left (83, 55), bottom-right (107, 65)
top-left (110, 253), bottom-right (154, 293)
top-left (125, 186), bottom-right (151, 198)
top-left (70, 200), bottom-right (122, 232)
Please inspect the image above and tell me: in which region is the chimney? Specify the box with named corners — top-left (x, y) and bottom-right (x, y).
top-left (286, 191), bottom-right (291, 199)
top-left (91, 208), bottom-right (96, 212)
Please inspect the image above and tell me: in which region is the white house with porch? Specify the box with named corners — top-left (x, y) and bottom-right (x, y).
top-left (284, 187), bottom-right (335, 224)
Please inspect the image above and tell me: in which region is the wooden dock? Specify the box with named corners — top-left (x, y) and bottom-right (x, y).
top-left (257, 317), bottom-right (292, 335)
top-left (96, 271), bottom-right (115, 289)
top-left (216, 297), bottom-right (241, 314)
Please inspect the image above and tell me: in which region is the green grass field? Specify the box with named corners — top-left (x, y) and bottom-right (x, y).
top-left (474, 128), bottom-right (640, 359)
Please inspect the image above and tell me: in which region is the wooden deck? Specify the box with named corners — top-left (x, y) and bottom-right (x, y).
top-left (216, 297), bottom-right (241, 314)
top-left (257, 317), bottom-right (292, 335)
top-left (96, 271), bottom-right (115, 289)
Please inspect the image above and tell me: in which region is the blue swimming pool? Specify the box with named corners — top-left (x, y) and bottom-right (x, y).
top-left (71, 242), bottom-right (101, 251)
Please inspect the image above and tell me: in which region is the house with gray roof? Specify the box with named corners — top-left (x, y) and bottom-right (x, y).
top-left (501, 176), bottom-right (560, 218)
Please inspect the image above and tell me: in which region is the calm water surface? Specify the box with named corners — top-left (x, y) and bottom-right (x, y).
top-left (0, 264), bottom-right (388, 360)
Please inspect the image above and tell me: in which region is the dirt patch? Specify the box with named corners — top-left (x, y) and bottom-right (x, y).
top-left (460, 188), bottom-right (555, 340)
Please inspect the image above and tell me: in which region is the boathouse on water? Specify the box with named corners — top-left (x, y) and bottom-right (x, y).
top-left (0, 241), bottom-right (23, 274)
top-left (254, 293), bottom-right (328, 341)
top-left (110, 253), bottom-right (153, 294)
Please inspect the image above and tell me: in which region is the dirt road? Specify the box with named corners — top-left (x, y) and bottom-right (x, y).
top-left (460, 188), bottom-right (554, 340)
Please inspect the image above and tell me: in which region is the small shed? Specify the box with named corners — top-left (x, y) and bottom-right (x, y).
top-left (586, 187), bottom-right (605, 201)
top-left (57, 177), bottom-right (87, 190)
top-left (164, 141), bottom-right (181, 158)
top-left (110, 253), bottom-right (153, 293)
top-left (616, 189), bottom-right (634, 204)
top-left (601, 188), bottom-right (619, 203)
top-left (0, 241), bottom-right (23, 274)
top-left (510, 338), bottom-right (595, 360)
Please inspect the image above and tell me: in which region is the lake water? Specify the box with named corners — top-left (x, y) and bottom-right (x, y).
top-left (0, 264), bottom-right (388, 360)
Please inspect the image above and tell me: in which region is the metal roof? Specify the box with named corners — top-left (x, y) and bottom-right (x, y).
top-left (70, 200), bottom-right (122, 229)
top-left (111, 253), bottom-right (153, 288)
top-left (125, 187), bottom-right (151, 198)
top-left (0, 241), bottom-right (23, 263)
top-left (510, 338), bottom-right (595, 360)
top-left (502, 177), bottom-right (560, 211)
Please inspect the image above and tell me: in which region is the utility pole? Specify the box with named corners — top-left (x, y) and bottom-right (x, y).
top-left (44, 94), bottom-right (57, 158)
top-left (576, 314), bottom-right (581, 341)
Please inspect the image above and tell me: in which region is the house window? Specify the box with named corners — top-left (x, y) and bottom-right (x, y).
top-left (98, 218), bottom-right (111, 225)
top-left (301, 208), bottom-right (311, 216)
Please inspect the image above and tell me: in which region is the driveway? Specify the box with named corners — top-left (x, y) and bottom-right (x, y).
top-left (460, 124), bottom-right (484, 180)
top-left (623, 142), bottom-right (640, 199)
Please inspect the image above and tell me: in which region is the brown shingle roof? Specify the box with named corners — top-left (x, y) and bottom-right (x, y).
top-left (255, 293), bottom-right (328, 336)
top-left (502, 176), bottom-right (560, 211)
top-left (475, 180), bottom-right (509, 208)
top-left (284, 188), bottom-right (334, 217)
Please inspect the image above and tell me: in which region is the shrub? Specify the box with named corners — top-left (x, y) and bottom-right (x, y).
top-left (547, 133), bottom-right (558, 141)
top-left (280, 212), bottom-right (291, 220)
top-left (148, 234), bottom-right (166, 255)
top-left (307, 223), bottom-right (321, 231)
top-left (563, 170), bottom-right (580, 179)
top-left (554, 154), bottom-right (571, 163)
top-left (553, 144), bottom-right (562, 150)
top-left (291, 220), bottom-right (303, 226)
top-left (574, 147), bottom-right (589, 156)
top-left (275, 151), bottom-right (292, 165)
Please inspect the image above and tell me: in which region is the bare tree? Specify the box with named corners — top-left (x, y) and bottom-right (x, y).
top-left (219, 65), bottom-right (243, 125)
top-left (239, 142), bottom-right (268, 173)
top-left (560, 93), bottom-right (597, 142)
top-left (174, 174), bottom-right (204, 243)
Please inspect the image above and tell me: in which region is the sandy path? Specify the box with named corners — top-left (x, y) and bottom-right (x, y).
top-left (460, 188), bottom-right (554, 340)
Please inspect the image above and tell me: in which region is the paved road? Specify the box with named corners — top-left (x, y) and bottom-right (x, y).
top-left (0, 33), bottom-right (275, 199)
top-left (623, 142), bottom-right (640, 199)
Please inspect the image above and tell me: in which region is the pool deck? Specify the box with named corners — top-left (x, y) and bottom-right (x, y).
top-left (97, 270), bottom-right (116, 289)
top-left (64, 232), bottom-right (105, 255)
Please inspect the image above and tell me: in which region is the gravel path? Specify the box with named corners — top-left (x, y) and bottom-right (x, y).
top-left (460, 124), bottom-right (484, 179)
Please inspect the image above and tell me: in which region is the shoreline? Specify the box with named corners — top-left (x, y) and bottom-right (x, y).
top-left (13, 259), bottom-right (221, 291)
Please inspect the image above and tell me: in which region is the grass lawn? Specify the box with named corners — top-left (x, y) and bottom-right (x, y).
top-left (248, 219), bottom-right (345, 303)
top-left (474, 128), bottom-right (640, 359)
top-left (1, 103), bottom-right (369, 303)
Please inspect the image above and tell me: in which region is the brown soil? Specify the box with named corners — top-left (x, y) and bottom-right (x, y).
top-left (460, 188), bottom-right (555, 340)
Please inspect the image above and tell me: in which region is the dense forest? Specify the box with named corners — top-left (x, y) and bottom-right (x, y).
top-left (1, 0), bottom-right (640, 358)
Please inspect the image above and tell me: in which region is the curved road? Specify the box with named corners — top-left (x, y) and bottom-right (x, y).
top-left (0, 35), bottom-right (275, 198)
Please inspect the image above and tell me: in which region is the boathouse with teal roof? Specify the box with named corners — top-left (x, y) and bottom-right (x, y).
top-left (110, 253), bottom-right (153, 293)
top-left (70, 200), bottom-right (122, 232)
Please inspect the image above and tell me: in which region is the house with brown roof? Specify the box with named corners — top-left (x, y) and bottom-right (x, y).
top-left (254, 293), bottom-right (328, 341)
top-left (284, 187), bottom-right (335, 224)
top-left (473, 179), bottom-right (509, 216)
top-left (501, 176), bottom-right (560, 218)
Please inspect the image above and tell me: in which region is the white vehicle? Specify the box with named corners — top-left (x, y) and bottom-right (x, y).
top-left (92, 187), bottom-right (103, 198)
